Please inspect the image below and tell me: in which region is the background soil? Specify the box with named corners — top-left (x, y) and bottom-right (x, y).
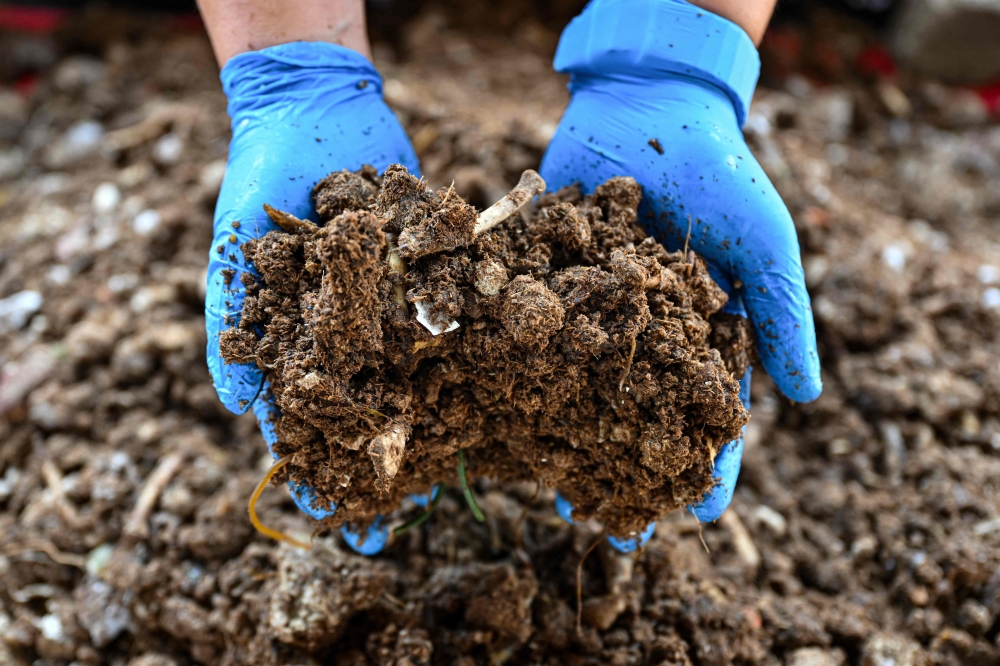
top-left (1, 3), bottom-right (1000, 665)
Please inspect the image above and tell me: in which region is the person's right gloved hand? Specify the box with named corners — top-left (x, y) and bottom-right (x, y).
top-left (205, 42), bottom-right (419, 556)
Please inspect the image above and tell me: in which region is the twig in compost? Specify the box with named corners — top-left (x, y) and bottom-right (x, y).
top-left (385, 232), bottom-right (409, 307)
top-left (393, 484), bottom-right (444, 535)
top-left (514, 481), bottom-right (541, 554)
top-left (40, 460), bottom-right (86, 530)
top-left (440, 180), bottom-right (456, 205)
top-left (720, 510), bottom-right (760, 569)
top-left (456, 449), bottom-right (486, 522)
top-left (379, 591), bottom-right (407, 611)
top-left (124, 451), bottom-right (186, 540)
top-left (618, 337), bottom-right (637, 392)
top-left (249, 454), bottom-right (312, 550)
top-left (689, 506), bottom-right (711, 554)
top-left (6, 539), bottom-right (86, 569)
top-left (576, 529), bottom-right (605, 636)
top-left (263, 203), bottom-right (318, 234)
top-left (473, 169), bottom-right (546, 237)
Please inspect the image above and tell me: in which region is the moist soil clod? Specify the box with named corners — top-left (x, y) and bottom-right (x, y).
top-left (220, 164), bottom-right (752, 538)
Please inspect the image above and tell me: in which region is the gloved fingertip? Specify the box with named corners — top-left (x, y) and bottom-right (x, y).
top-left (690, 435), bottom-right (745, 522)
top-left (691, 493), bottom-right (730, 523)
top-left (289, 481), bottom-right (336, 521)
top-left (554, 492), bottom-right (576, 524)
top-left (409, 486), bottom-right (441, 508)
top-left (342, 517), bottom-right (389, 556)
top-left (216, 363), bottom-right (265, 415)
top-left (767, 363), bottom-right (823, 404)
top-left (607, 522), bottom-right (655, 553)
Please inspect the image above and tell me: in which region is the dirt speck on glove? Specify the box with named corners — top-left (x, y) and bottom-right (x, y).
top-left (220, 165), bottom-right (752, 537)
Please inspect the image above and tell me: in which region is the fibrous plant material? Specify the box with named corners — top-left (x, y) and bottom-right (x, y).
top-left (220, 165), bottom-right (752, 538)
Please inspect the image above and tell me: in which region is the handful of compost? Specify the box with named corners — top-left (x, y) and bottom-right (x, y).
top-left (220, 165), bottom-right (751, 539)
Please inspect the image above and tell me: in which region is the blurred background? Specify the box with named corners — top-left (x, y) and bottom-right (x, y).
top-left (0, 1), bottom-right (999, 665)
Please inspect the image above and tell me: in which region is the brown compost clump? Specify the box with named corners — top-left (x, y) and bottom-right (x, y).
top-left (220, 164), bottom-right (752, 538)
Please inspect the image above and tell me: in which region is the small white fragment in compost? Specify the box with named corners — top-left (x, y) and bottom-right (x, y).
top-left (132, 209), bottom-right (161, 235)
top-left (107, 273), bottom-right (139, 293)
top-left (974, 517), bottom-right (1000, 536)
top-left (199, 159), bottom-right (226, 196)
top-left (153, 132), bottom-right (184, 165)
top-left (92, 182), bottom-right (121, 214)
top-left (750, 505), bottom-right (787, 537)
top-left (0, 467), bottom-right (20, 501)
top-left (851, 535), bottom-right (877, 557)
top-left (982, 287), bottom-right (1000, 310)
top-left (744, 112), bottom-right (771, 137)
top-left (297, 372), bottom-right (322, 390)
top-left (0, 290), bottom-right (43, 333)
top-left (909, 219), bottom-right (949, 252)
top-left (881, 244), bottom-right (906, 271)
top-left (86, 543), bottom-right (114, 577)
top-left (414, 300), bottom-right (459, 336)
top-left (37, 614), bottom-right (65, 642)
top-left (65, 120), bottom-right (103, 152)
top-left (48, 265), bottom-right (71, 285)
top-left (977, 264), bottom-right (999, 285)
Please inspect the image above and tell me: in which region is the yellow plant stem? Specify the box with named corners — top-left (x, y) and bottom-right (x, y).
top-left (249, 453), bottom-right (312, 550)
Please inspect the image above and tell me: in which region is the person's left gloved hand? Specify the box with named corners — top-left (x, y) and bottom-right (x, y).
top-left (543, 0), bottom-right (822, 551)
top-left (205, 42), bottom-right (419, 555)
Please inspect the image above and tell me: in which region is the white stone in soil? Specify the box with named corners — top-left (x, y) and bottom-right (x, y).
top-left (414, 300), bottom-right (459, 336)
top-left (0, 290), bottom-right (42, 333)
top-left (153, 132), bottom-right (184, 165)
top-left (92, 182), bottom-right (121, 214)
top-left (132, 209), bottom-right (161, 235)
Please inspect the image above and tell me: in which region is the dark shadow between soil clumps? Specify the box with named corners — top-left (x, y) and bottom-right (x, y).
top-left (220, 165), bottom-right (752, 538)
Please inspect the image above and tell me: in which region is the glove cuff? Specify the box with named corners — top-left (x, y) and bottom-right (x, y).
top-left (220, 42), bottom-right (382, 115)
top-left (554, 0), bottom-right (760, 126)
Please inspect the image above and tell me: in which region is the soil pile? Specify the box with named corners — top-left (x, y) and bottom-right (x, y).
top-left (221, 165), bottom-right (751, 537)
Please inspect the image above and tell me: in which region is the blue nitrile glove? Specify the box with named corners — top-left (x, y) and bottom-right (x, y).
top-left (205, 42), bottom-right (419, 555)
top-left (554, 370), bottom-right (750, 551)
top-left (542, 0), bottom-right (822, 547)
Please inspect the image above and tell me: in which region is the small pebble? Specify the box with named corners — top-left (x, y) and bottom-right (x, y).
top-left (198, 159), bottom-right (226, 195)
top-left (86, 543), bottom-right (115, 577)
top-left (982, 287), bottom-right (1000, 310)
top-left (881, 244), bottom-right (906, 272)
top-left (0, 467), bottom-right (20, 501)
top-left (750, 505), bottom-right (787, 537)
top-left (153, 132), bottom-right (184, 165)
top-left (132, 209), bottom-right (161, 235)
top-left (65, 120), bottom-right (103, 151)
top-left (107, 274), bottom-right (139, 293)
top-left (92, 182), bottom-right (122, 215)
top-left (47, 265), bottom-right (71, 285)
top-left (976, 264), bottom-right (999, 284)
top-left (0, 290), bottom-right (43, 333)
top-left (909, 220), bottom-right (949, 252)
top-left (36, 614), bottom-right (65, 642)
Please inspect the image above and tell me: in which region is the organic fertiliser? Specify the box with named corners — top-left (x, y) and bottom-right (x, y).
top-left (221, 165), bottom-right (751, 538)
